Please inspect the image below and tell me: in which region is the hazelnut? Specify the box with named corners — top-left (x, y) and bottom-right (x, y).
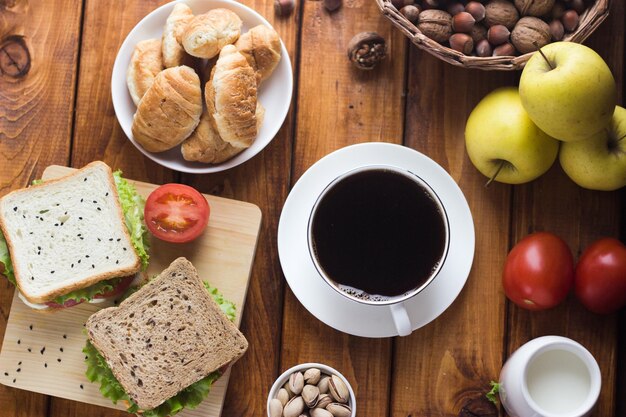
top-left (484, 0), bottom-right (519, 29)
top-left (562, 10), bottom-right (579, 31)
top-left (514, 0), bottom-right (555, 17)
top-left (422, 0), bottom-right (440, 9)
top-left (323, 0), bottom-right (342, 12)
top-left (511, 16), bottom-right (551, 54)
top-left (570, 0), bottom-right (585, 14)
top-left (391, 0), bottom-right (414, 9)
top-left (401, 5), bottom-right (421, 23)
top-left (487, 24), bottom-right (510, 45)
top-left (493, 42), bottom-right (516, 56)
top-left (470, 23), bottom-right (488, 42)
top-left (549, 19), bottom-right (564, 40)
top-left (449, 33), bottom-right (474, 54)
top-left (452, 12), bottom-right (476, 33)
top-left (417, 9), bottom-right (453, 43)
top-left (476, 39), bottom-right (493, 56)
top-left (447, 2), bottom-right (466, 16)
top-left (347, 32), bottom-right (387, 70)
top-left (465, 1), bottom-right (486, 21)
top-left (551, 1), bottom-right (566, 19)
top-left (274, 0), bottom-right (295, 16)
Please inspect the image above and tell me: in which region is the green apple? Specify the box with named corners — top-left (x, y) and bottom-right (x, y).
top-left (465, 87), bottom-right (559, 185)
top-left (559, 105), bottom-right (626, 191)
top-left (519, 42), bottom-right (617, 142)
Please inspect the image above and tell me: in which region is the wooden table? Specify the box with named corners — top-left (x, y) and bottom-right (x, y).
top-left (0, 1), bottom-right (624, 416)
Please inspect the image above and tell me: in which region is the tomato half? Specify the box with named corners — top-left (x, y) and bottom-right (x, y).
top-left (144, 183), bottom-right (210, 243)
top-left (93, 275), bottom-right (135, 299)
top-left (46, 298), bottom-right (85, 309)
top-left (575, 238), bottom-right (626, 314)
top-left (502, 232), bottom-right (574, 311)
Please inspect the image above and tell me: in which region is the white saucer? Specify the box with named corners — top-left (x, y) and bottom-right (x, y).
top-left (277, 143), bottom-right (475, 338)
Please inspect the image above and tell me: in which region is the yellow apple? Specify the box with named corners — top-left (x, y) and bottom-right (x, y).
top-left (559, 106), bottom-right (626, 191)
top-left (519, 42), bottom-right (617, 142)
top-left (465, 87), bottom-right (559, 184)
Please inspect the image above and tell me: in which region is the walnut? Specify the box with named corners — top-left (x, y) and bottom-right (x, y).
top-left (347, 32), bottom-right (387, 70)
top-left (484, 0), bottom-right (520, 29)
top-left (511, 16), bottom-right (551, 54)
top-left (417, 9), bottom-right (453, 43)
top-left (515, 0), bottom-right (556, 17)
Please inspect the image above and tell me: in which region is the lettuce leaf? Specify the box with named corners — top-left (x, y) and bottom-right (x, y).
top-left (113, 171), bottom-right (149, 270)
top-left (84, 285), bottom-right (234, 417)
top-left (0, 233), bottom-right (15, 286)
top-left (204, 282), bottom-right (237, 322)
top-left (51, 277), bottom-right (121, 305)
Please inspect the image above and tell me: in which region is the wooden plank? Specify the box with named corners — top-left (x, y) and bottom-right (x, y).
top-left (0, 1), bottom-right (82, 416)
top-left (0, 165), bottom-right (260, 417)
top-left (181, 1), bottom-right (299, 415)
top-left (507, 3), bottom-right (625, 417)
top-left (49, 1), bottom-right (174, 416)
top-left (391, 43), bottom-right (517, 414)
top-left (278, 2), bottom-right (406, 417)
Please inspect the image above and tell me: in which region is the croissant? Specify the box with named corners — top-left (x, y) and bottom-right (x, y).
top-left (235, 25), bottom-right (282, 84)
top-left (181, 8), bottom-right (242, 59)
top-left (131, 66), bottom-right (202, 152)
top-left (126, 39), bottom-right (163, 106)
top-left (162, 3), bottom-right (194, 68)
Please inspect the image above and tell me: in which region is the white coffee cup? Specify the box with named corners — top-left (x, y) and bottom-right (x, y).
top-left (306, 165), bottom-right (450, 336)
top-left (499, 335), bottom-right (601, 417)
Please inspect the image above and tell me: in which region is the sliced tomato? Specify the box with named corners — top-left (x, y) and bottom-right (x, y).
top-left (46, 298), bottom-right (85, 309)
top-left (144, 183), bottom-right (210, 243)
top-left (94, 276), bottom-right (135, 299)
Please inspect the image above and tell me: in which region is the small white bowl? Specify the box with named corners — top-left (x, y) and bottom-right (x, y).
top-left (267, 363), bottom-right (356, 417)
top-left (111, 0), bottom-right (293, 174)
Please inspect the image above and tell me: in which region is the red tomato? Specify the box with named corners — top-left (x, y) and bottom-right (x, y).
top-left (93, 275), bottom-right (135, 299)
top-left (144, 183), bottom-right (210, 243)
top-left (46, 298), bottom-right (85, 309)
top-left (503, 232), bottom-right (574, 310)
top-left (575, 238), bottom-right (626, 314)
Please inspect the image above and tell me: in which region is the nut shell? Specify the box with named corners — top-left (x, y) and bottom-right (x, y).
top-left (493, 42), bottom-right (516, 56)
top-left (449, 33), bottom-right (474, 54)
top-left (417, 9), bottom-right (453, 43)
top-left (484, 0), bottom-right (519, 29)
top-left (515, 0), bottom-right (555, 17)
top-left (476, 39), bottom-right (493, 56)
top-left (470, 24), bottom-right (488, 43)
top-left (549, 19), bottom-right (564, 40)
top-left (465, 1), bottom-right (486, 22)
top-left (400, 5), bottom-right (421, 23)
top-left (511, 16), bottom-right (551, 54)
top-left (452, 12), bottom-right (476, 33)
top-left (487, 24), bottom-right (510, 45)
top-left (562, 10), bottom-right (579, 32)
top-left (347, 32), bottom-right (387, 70)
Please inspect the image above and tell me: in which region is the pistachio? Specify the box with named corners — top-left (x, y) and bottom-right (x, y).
top-left (326, 402), bottom-right (352, 417)
top-left (302, 384), bottom-right (320, 408)
top-left (284, 381), bottom-right (294, 396)
top-left (277, 388), bottom-right (291, 406)
top-left (284, 396), bottom-right (305, 417)
top-left (328, 375), bottom-right (349, 403)
top-left (318, 376), bottom-right (330, 394)
top-left (304, 368), bottom-right (322, 385)
top-left (310, 409), bottom-right (333, 417)
top-left (316, 394), bottom-right (333, 409)
top-left (289, 372), bottom-right (305, 395)
top-left (269, 398), bottom-right (283, 417)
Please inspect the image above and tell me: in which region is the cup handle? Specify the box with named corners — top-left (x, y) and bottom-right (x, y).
top-left (390, 303), bottom-right (412, 336)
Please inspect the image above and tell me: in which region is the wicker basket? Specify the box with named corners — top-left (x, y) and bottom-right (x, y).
top-left (376, 0), bottom-right (611, 70)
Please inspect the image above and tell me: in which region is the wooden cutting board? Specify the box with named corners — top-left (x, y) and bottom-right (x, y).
top-left (0, 165), bottom-right (262, 416)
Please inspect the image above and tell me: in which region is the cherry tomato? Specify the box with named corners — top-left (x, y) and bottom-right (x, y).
top-left (575, 238), bottom-right (626, 314)
top-left (503, 232), bottom-right (574, 310)
top-left (144, 183), bottom-right (210, 243)
top-left (93, 275), bottom-right (135, 299)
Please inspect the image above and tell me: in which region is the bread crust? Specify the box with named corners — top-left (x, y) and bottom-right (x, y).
top-left (127, 39), bottom-right (163, 106)
top-left (162, 3), bottom-right (194, 68)
top-left (235, 25), bottom-right (282, 84)
top-left (181, 8), bottom-right (242, 59)
top-left (206, 45), bottom-right (258, 148)
top-left (0, 161), bottom-right (142, 304)
top-left (132, 65), bottom-right (202, 152)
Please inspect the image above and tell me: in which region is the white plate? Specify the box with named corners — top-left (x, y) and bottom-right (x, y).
top-left (277, 143), bottom-right (475, 338)
top-left (111, 0), bottom-right (293, 174)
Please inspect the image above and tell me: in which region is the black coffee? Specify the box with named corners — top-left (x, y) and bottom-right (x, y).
top-left (311, 169), bottom-right (447, 300)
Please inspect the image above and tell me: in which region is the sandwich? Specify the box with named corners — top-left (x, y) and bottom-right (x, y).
top-left (0, 161), bottom-right (149, 310)
top-left (84, 257), bottom-right (248, 417)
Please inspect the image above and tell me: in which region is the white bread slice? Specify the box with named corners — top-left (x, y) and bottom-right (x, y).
top-left (0, 161), bottom-right (141, 304)
top-left (86, 257), bottom-right (248, 410)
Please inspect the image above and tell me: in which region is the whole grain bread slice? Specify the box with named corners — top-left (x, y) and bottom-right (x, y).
top-left (0, 161), bottom-right (141, 304)
top-left (86, 257), bottom-right (248, 410)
